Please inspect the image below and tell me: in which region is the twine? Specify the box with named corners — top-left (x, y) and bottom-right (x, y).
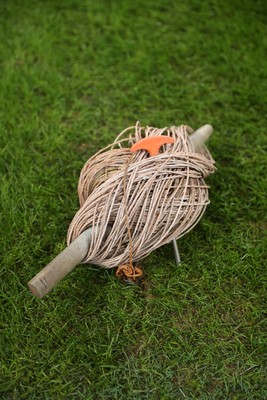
top-left (67, 122), bottom-right (215, 268)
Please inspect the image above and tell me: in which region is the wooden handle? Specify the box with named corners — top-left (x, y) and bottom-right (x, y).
top-left (28, 228), bottom-right (93, 298)
top-left (190, 124), bottom-right (213, 151)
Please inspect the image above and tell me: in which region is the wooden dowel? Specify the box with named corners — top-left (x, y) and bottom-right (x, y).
top-left (28, 228), bottom-right (93, 298)
top-left (190, 124), bottom-right (213, 152)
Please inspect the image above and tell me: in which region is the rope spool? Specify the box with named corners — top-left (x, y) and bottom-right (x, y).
top-left (67, 122), bottom-right (215, 268)
top-left (28, 122), bottom-right (215, 298)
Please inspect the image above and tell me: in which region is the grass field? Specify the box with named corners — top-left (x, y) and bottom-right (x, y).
top-left (0, 0), bottom-right (266, 398)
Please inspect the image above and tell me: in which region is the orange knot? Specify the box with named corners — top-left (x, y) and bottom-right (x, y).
top-left (116, 264), bottom-right (143, 283)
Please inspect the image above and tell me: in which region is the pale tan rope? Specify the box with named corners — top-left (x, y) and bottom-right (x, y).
top-left (67, 122), bottom-right (215, 268)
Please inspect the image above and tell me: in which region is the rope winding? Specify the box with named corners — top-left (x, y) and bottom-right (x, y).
top-left (67, 122), bottom-right (215, 268)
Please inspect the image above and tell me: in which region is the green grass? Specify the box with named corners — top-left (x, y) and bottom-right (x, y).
top-left (0, 0), bottom-right (266, 398)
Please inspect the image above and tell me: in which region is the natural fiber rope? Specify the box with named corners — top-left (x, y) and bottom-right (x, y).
top-left (67, 122), bottom-right (215, 268)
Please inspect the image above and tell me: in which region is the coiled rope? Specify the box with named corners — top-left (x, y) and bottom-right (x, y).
top-left (67, 122), bottom-right (215, 268)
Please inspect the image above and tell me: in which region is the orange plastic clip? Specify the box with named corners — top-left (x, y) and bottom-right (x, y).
top-left (130, 136), bottom-right (175, 157)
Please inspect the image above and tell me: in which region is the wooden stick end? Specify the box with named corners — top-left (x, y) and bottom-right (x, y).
top-left (28, 280), bottom-right (46, 299)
